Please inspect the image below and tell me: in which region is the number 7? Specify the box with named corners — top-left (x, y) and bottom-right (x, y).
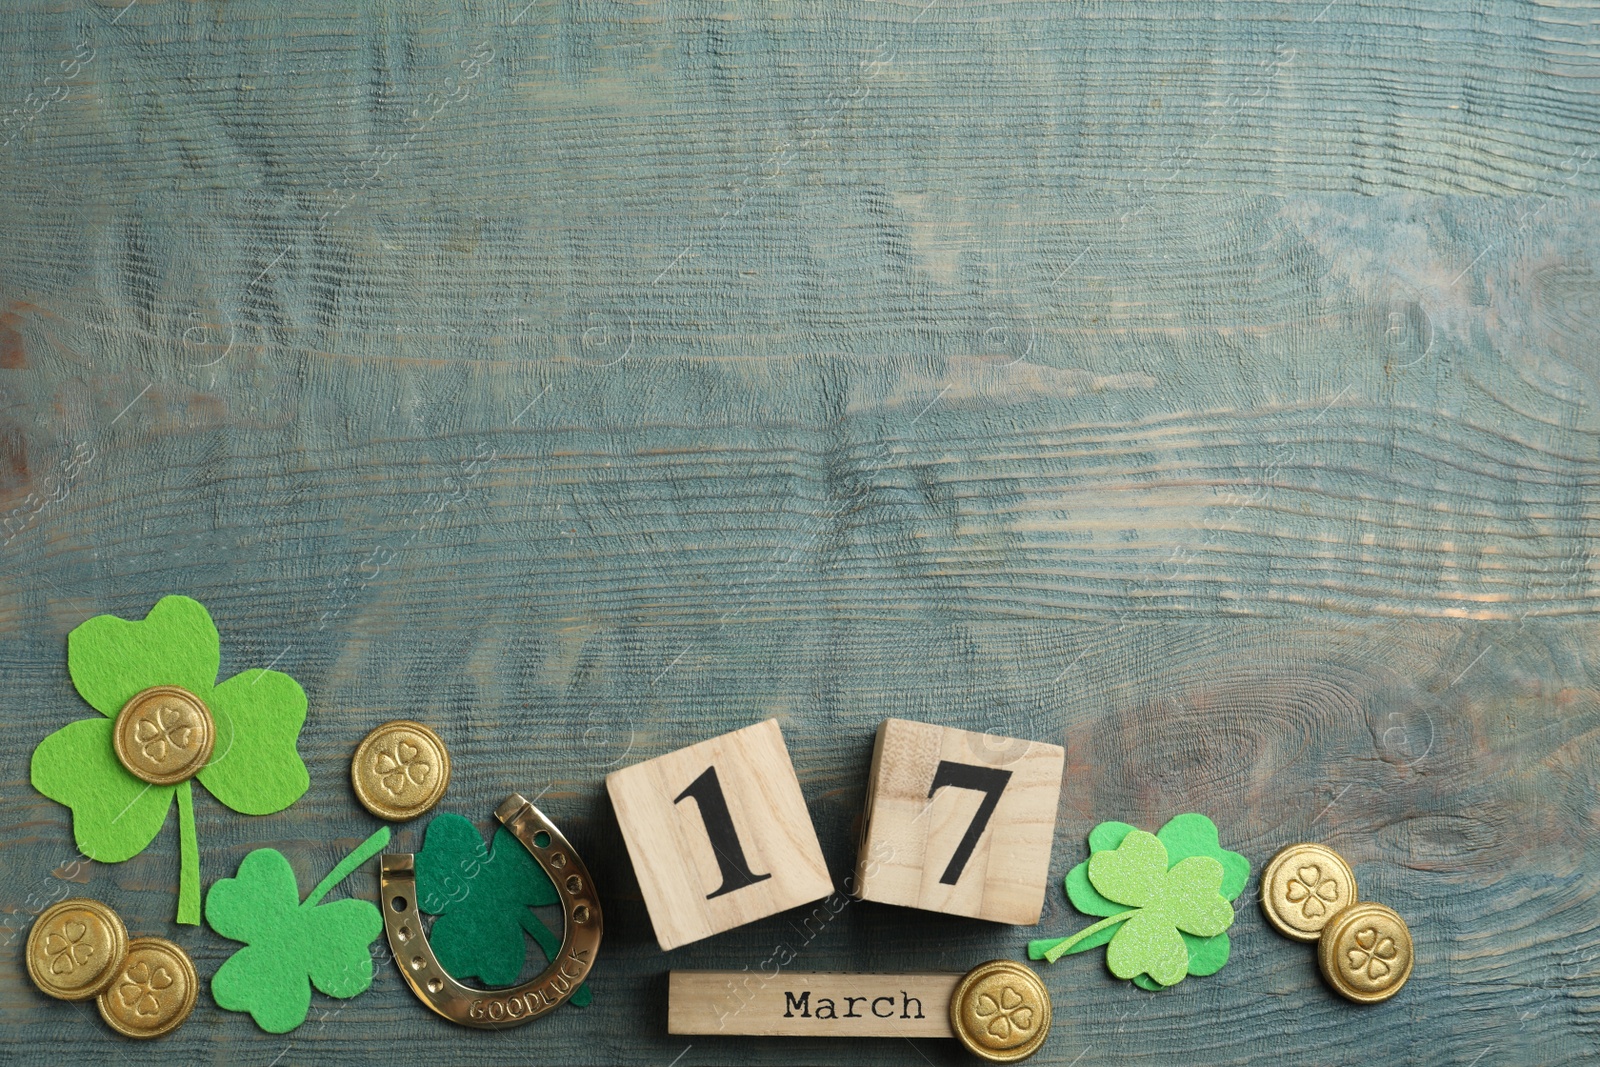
top-left (927, 761), bottom-right (1012, 885)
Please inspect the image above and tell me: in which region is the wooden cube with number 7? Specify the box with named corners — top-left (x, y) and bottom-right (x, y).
top-left (854, 718), bottom-right (1064, 924)
top-left (607, 719), bottom-right (833, 951)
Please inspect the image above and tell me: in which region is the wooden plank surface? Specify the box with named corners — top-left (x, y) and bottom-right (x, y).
top-left (1, 0), bottom-right (1598, 1063)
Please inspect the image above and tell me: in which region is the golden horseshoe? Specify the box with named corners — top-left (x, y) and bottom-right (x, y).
top-left (380, 793), bottom-right (603, 1028)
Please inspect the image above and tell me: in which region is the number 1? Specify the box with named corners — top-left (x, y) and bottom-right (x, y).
top-left (674, 765), bottom-right (773, 899)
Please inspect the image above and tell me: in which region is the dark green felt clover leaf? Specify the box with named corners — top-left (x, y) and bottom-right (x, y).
top-left (1029, 814), bottom-right (1248, 989)
top-left (412, 813), bottom-right (591, 1006)
top-left (30, 596), bottom-right (310, 924)
top-left (206, 828), bottom-right (390, 1033)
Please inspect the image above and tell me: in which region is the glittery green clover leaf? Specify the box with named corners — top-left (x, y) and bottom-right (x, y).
top-left (30, 596), bottom-right (311, 924)
top-left (1028, 826), bottom-right (1236, 988)
top-left (412, 813), bottom-right (591, 1006)
top-left (1031, 814), bottom-right (1249, 989)
top-left (206, 828), bottom-right (390, 1033)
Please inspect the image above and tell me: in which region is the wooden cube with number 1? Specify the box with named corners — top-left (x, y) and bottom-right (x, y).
top-left (853, 717), bottom-right (1064, 924)
top-left (607, 719), bottom-right (833, 951)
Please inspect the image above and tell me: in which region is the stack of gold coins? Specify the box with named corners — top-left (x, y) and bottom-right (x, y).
top-left (1261, 843), bottom-right (1414, 1004)
top-left (26, 898), bottom-right (198, 1038)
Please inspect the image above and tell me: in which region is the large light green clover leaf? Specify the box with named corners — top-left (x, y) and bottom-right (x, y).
top-left (1087, 830), bottom-right (1233, 985)
top-left (1028, 814), bottom-right (1247, 989)
top-left (30, 596), bottom-right (310, 923)
top-left (206, 828), bottom-right (389, 1033)
top-left (412, 813), bottom-right (591, 1006)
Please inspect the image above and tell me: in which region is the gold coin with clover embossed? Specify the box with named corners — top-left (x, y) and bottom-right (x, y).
top-left (26, 898), bottom-right (128, 1001)
top-left (351, 720), bottom-right (451, 821)
top-left (1261, 842), bottom-right (1358, 943)
top-left (95, 937), bottom-right (198, 1039)
top-left (951, 960), bottom-right (1051, 1063)
top-left (1318, 901), bottom-right (1414, 1003)
top-left (112, 686), bottom-right (216, 786)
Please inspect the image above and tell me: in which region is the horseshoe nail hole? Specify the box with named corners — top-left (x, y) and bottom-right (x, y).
top-left (533, 831), bottom-right (551, 848)
top-left (391, 896), bottom-right (408, 912)
top-left (566, 875), bottom-right (582, 893)
top-left (426, 977), bottom-right (443, 994)
top-left (550, 852), bottom-right (567, 868)
top-left (409, 956), bottom-right (424, 971)
top-left (573, 904), bottom-right (590, 924)
top-left (398, 926), bottom-right (411, 942)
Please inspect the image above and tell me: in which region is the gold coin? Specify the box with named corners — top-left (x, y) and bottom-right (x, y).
top-left (1318, 901), bottom-right (1414, 1004)
top-left (113, 686), bottom-right (215, 786)
top-left (950, 960), bottom-right (1052, 1063)
top-left (1261, 842), bottom-right (1359, 942)
top-left (26, 898), bottom-right (128, 1001)
top-left (96, 937), bottom-right (198, 1038)
top-left (351, 720), bottom-right (451, 821)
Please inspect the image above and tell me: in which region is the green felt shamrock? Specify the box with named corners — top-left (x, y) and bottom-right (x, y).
top-left (1043, 814), bottom-right (1251, 989)
top-left (1029, 814), bottom-right (1249, 989)
top-left (206, 827), bottom-right (391, 1033)
top-left (30, 596), bottom-right (310, 924)
top-left (412, 812), bottom-right (591, 1006)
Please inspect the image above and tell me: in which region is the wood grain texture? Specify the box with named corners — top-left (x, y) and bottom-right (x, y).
top-left (855, 717), bottom-right (1064, 924)
top-left (607, 718), bottom-right (832, 950)
top-left (1, 0), bottom-right (1598, 1063)
top-left (667, 970), bottom-right (959, 1037)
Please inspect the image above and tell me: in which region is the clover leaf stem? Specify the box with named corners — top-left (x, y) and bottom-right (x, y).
top-left (305, 826), bottom-right (392, 907)
top-left (176, 780), bottom-right (201, 925)
top-left (1032, 912), bottom-right (1134, 963)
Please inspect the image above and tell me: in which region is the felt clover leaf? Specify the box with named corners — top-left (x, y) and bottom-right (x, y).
top-left (1042, 814), bottom-right (1251, 989)
top-left (206, 828), bottom-right (390, 1033)
top-left (1028, 814), bottom-right (1248, 989)
top-left (412, 813), bottom-right (591, 1006)
top-left (30, 596), bottom-right (310, 924)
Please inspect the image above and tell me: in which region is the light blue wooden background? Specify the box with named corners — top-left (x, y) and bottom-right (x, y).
top-left (2, 0), bottom-right (1599, 1063)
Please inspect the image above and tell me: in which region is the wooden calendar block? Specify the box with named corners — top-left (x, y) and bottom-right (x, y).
top-left (853, 718), bottom-right (1064, 924)
top-left (668, 970), bottom-right (959, 1037)
top-left (607, 719), bottom-right (833, 951)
